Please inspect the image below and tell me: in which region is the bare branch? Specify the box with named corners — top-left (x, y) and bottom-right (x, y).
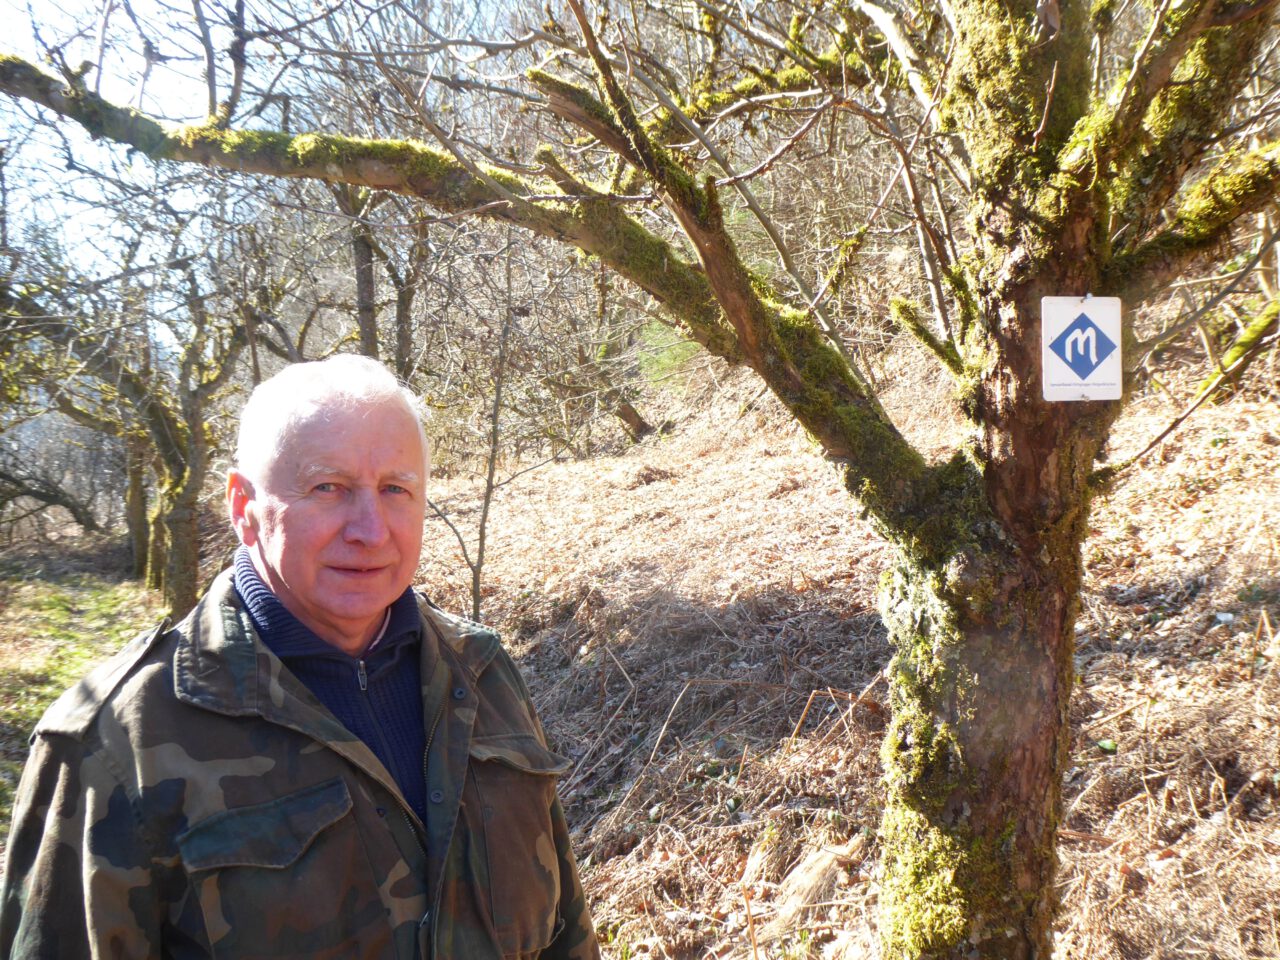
top-left (713, 97), bottom-right (832, 186)
top-left (1132, 225), bottom-right (1280, 359)
top-left (190, 0), bottom-right (219, 118)
top-left (220, 0), bottom-right (247, 124)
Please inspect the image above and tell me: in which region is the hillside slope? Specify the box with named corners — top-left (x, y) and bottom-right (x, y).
top-left (419, 354), bottom-right (1279, 959)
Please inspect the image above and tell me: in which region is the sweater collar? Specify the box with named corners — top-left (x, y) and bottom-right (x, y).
top-left (232, 547), bottom-right (420, 660)
top-left (171, 569), bottom-right (503, 718)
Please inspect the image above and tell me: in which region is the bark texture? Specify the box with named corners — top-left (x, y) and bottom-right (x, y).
top-left (125, 436), bottom-right (150, 580)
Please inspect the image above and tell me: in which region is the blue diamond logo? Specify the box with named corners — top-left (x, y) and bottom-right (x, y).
top-left (1049, 313), bottom-right (1116, 380)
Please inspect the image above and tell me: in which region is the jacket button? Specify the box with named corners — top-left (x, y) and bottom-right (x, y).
top-left (430, 789), bottom-right (445, 804)
top-left (452, 686), bottom-right (466, 700)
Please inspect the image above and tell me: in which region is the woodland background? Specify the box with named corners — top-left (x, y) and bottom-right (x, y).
top-left (0, 0), bottom-right (1277, 956)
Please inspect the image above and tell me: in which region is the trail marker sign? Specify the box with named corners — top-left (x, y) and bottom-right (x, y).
top-left (1041, 296), bottom-right (1122, 401)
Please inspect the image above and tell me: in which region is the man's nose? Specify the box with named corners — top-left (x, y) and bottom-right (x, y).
top-left (343, 488), bottom-right (390, 545)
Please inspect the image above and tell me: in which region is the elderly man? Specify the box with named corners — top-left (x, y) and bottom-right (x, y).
top-left (0, 355), bottom-right (599, 959)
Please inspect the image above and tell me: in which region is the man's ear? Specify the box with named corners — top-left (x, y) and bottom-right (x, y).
top-left (227, 469), bottom-right (259, 547)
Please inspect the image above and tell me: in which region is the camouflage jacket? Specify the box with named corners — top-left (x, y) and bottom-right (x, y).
top-left (0, 571), bottom-right (599, 960)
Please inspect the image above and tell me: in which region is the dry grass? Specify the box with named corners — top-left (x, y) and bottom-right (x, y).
top-left (1056, 384), bottom-right (1280, 960)
top-left (419, 343), bottom-right (1279, 959)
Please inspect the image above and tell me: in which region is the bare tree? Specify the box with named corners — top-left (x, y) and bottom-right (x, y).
top-left (0, 417), bottom-right (116, 536)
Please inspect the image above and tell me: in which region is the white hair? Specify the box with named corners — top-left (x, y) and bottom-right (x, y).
top-left (234, 355), bottom-right (429, 484)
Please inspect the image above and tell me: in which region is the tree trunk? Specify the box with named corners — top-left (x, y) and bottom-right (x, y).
top-left (612, 397), bottom-right (655, 441)
top-left (146, 501), bottom-right (166, 593)
top-left (160, 492), bottom-right (200, 619)
top-left (874, 259), bottom-right (1112, 957)
top-left (394, 287), bottom-right (415, 381)
top-left (125, 438), bottom-right (149, 580)
top-left (352, 222), bottom-right (379, 359)
top-left (877, 549), bottom-right (1079, 959)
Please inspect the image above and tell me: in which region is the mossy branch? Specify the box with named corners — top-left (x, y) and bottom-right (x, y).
top-left (1059, 0), bottom-right (1218, 178)
top-left (48, 393), bottom-right (122, 440)
top-left (0, 54), bottom-right (945, 559)
top-left (564, 0), bottom-right (666, 184)
top-left (1090, 0), bottom-right (1218, 160)
top-left (526, 69), bottom-right (638, 163)
top-left (0, 55), bottom-right (736, 365)
top-left (528, 29), bottom-right (874, 155)
top-left (1, 282), bottom-right (191, 483)
top-left (850, 0), bottom-right (932, 115)
top-left (682, 45), bottom-right (870, 123)
top-left (531, 62), bottom-right (934, 535)
top-left (1103, 11), bottom-right (1280, 237)
top-left (889, 299), bottom-right (964, 378)
top-left (531, 65), bottom-right (938, 539)
top-left (1193, 299), bottom-right (1279, 399)
top-left (1104, 140), bottom-right (1280, 301)
top-left (533, 41), bottom-right (926, 507)
top-left (0, 464), bottom-right (102, 532)
top-left (1052, 0), bottom-right (1279, 234)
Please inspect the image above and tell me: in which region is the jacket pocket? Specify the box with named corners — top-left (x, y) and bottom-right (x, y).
top-left (469, 736), bottom-right (571, 958)
top-left (178, 777), bottom-right (394, 959)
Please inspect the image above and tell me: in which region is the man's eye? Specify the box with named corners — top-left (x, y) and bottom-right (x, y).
top-left (313, 482), bottom-right (340, 494)
top-left (384, 484), bottom-right (409, 495)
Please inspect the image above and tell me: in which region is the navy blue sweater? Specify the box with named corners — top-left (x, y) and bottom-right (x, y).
top-left (233, 549), bottom-right (429, 823)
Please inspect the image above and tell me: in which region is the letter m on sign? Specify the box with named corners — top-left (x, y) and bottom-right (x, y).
top-left (1049, 313), bottom-right (1116, 380)
top-left (1064, 327), bottom-right (1096, 366)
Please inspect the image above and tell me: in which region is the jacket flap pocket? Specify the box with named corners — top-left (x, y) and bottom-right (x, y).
top-left (469, 735), bottom-right (572, 776)
top-left (178, 777), bottom-right (353, 871)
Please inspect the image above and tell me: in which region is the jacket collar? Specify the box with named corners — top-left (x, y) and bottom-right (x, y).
top-left (172, 571), bottom-right (504, 810)
top-left (414, 594), bottom-right (501, 681)
top-left (174, 571), bottom-right (502, 706)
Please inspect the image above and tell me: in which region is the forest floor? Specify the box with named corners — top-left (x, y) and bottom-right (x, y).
top-left (0, 342), bottom-right (1275, 958)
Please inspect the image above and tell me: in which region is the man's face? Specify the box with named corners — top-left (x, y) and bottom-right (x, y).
top-left (228, 400), bottom-right (426, 655)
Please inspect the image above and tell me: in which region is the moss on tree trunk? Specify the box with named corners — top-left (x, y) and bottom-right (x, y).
top-left (125, 438), bottom-right (149, 581)
top-left (161, 496), bottom-right (201, 620)
top-left (877, 552), bottom-right (1077, 959)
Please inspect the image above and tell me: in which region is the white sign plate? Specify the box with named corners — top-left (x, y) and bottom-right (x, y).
top-left (1041, 296), bottom-right (1122, 401)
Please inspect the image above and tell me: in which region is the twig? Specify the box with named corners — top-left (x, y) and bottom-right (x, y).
top-left (1032, 60), bottom-right (1059, 150)
top-left (647, 678), bottom-right (790, 765)
top-left (1091, 344), bottom-right (1268, 486)
top-left (1134, 224), bottom-right (1280, 358)
top-left (1057, 828), bottom-right (1117, 846)
top-left (1084, 697), bottom-right (1150, 731)
top-left (565, 644), bottom-right (637, 791)
top-left (714, 98), bottom-right (833, 186)
top-left (659, 823), bottom-right (727, 891)
top-left (189, 0), bottom-right (219, 118)
top-left (742, 885), bottom-right (761, 960)
top-left (786, 672), bottom-right (884, 751)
